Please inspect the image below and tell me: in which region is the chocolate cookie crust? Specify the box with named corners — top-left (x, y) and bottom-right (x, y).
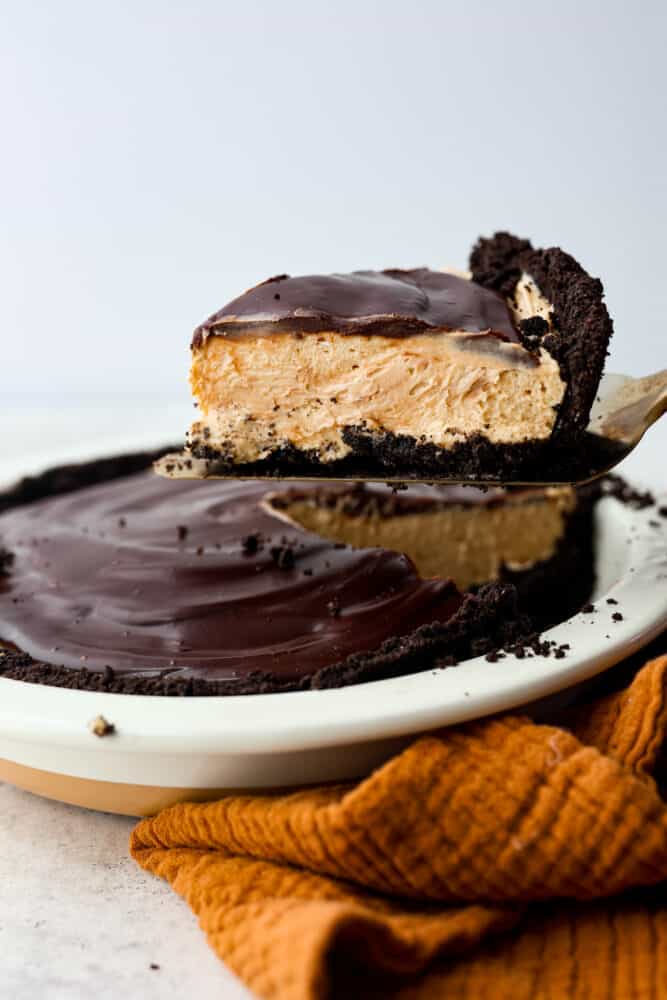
top-left (189, 428), bottom-right (626, 483)
top-left (470, 231), bottom-right (614, 437)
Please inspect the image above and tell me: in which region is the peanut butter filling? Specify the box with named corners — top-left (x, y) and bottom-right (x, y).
top-left (270, 487), bottom-right (575, 591)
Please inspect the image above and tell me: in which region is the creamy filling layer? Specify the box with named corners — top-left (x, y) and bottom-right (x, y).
top-left (510, 274), bottom-right (554, 326)
top-left (271, 487), bottom-right (575, 590)
top-left (190, 333), bottom-right (564, 463)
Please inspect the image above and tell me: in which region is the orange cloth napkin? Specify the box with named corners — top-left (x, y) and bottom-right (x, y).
top-left (131, 652), bottom-right (667, 999)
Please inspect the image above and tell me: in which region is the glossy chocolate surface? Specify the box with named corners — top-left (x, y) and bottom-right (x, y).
top-left (193, 269), bottom-right (521, 345)
top-left (0, 474), bottom-right (464, 682)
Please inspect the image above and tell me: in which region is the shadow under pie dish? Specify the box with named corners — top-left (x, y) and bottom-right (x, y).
top-left (182, 231), bottom-right (614, 481)
top-left (0, 450), bottom-right (601, 696)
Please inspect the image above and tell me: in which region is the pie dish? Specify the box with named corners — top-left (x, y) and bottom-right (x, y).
top-left (0, 461), bottom-right (664, 815)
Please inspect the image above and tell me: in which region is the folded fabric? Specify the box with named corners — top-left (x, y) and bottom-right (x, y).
top-left (131, 652), bottom-right (667, 1000)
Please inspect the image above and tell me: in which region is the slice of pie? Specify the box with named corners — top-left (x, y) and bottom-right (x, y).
top-left (183, 232), bottom-right (613, 480)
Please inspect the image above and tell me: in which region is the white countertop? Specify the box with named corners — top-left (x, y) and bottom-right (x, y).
top-left (0, 783), bottom-right (251, 1000)
top-left (1, 398), bottom-right (664, 999)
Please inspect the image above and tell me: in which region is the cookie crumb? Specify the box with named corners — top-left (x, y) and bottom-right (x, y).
top-left (149, 963), bottom-right (160, 971)
top-left (599, 475), bottom-right (654, 510)
top-left (241, 533), bottom-right (260, 555)
top-left (0, 547), bottom-right (14, 576)
top-left (89, 715), bottom-right (115, 737)
top-left (327, 598), bottom-right (341, 618)
top-left (518, 315), bottom-right (549, 350)
top-left (177, 525), bottom-right (188, 540)
top-left (612, 612), bottom-right (624, 622)
top-left (485, 650), bottom-right (503, 662)
top-left (606, 597), bottom-right (618, 605)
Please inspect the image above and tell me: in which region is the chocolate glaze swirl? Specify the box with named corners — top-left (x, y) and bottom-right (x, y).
top-left (192, 269), bottom-right (520, 346)
top-left (0, 473), bottom-right (464, 682)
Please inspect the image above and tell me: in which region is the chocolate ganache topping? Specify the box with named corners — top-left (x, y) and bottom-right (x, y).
top-left (192, 269), bottom-right (521, 346)
top-left (0, 473), bottom-right (464, 682)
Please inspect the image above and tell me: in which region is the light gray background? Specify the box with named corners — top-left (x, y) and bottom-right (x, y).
top-left (1, 4), bottom-right (666, 999)
top-left (2, 0), bottom-right (666, 408)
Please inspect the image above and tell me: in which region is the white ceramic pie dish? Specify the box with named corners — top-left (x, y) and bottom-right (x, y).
top-left (1, 459), bottom-right (666, 815)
